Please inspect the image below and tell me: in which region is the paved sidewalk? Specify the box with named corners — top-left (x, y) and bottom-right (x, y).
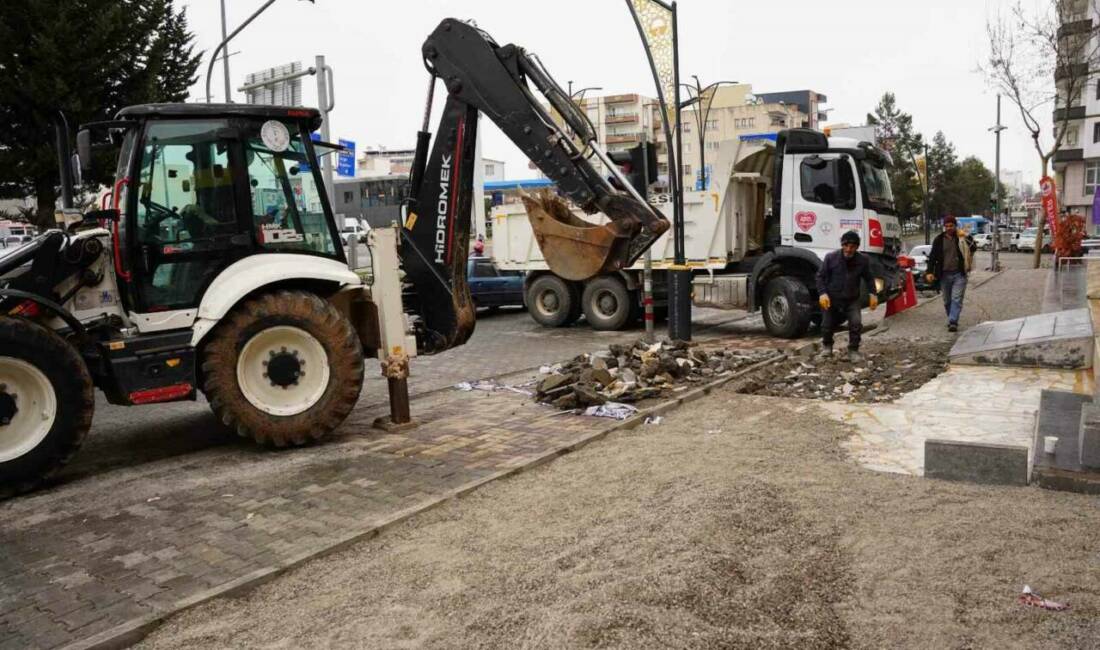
top-left (0, 333), bottom-right (800, 650)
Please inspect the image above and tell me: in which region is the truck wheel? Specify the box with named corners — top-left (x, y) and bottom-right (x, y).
top-left (203, 290), bottom-right (364, 447)
top-left (582, 276), bottom-right (633, 331)
top-left (527, 275), bottom-right (578, 327)
top-left (762, 277), bottom-right (812, 339)
top-left (0, 318), bottom-right (94, 498)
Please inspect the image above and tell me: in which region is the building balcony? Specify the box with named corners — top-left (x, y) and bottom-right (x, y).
top-left (1054, 106), bottom-right (1086, 121)
top-left (605, 134), bottom-right (640, 144)
top-left (1055, 62), bottom-right (1089, 80)
top-left (1054, 148), bottom-right (1084, 164)
top-left (603, 93), bottom-right (638, 104)
top-left (1058, 18), bottom-right (1092, 38)
top-left (605, 113), bottom-right (638, 124)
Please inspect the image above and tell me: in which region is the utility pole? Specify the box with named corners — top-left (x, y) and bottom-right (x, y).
top-left (220, 0), bottom-right (232, 102)
top-left (641, 138), bottom-right (655, 342)
top-left (923, 143), bottom-right (931, 245)
top-left (990, 94), bottom-right (1006, 272)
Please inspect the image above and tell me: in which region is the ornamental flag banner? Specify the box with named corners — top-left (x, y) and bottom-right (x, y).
top-left (1039, 176), bottom-right (1059, 239)
top-left (626, 0), bottom-right (678, 180)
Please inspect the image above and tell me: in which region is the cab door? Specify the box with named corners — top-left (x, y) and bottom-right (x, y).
top-left (127, 120), bottom-right (251, 331)
top-left (787, 153), bottom-right (860, 256)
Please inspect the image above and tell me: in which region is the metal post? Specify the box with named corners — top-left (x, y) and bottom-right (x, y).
top-left (991, 94), bottom-right (1005, 272)
top-left (315, 55), bottom-right (335, 206)
top-left (924, 142), bottom-right (931, 246)
top-left (53, 114), bottom-right (74, 210)
top-left (641, 139), bottom-right (655, 341)
top-left (220, 0), bottom-right (232, 102)
top-left (668, 1), bottom-right (692, 341)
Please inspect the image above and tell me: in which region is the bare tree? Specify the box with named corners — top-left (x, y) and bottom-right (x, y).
top-left (984, 0), bottom-right (1100, 267)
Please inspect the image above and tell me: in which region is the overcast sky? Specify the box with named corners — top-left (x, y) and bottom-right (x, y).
top-left (179, 0), bottom-right (1042, 185)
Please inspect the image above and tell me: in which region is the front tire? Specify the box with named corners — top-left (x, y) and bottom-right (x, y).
top-left (0, 318), bottom-right (94, 498)
top-left (762, 276), bottom-right (813, 339)
top-left (203, 290), bottom-right (364, 447)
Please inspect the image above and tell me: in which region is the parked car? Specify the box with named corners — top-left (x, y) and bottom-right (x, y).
top-left (340, 221), bottom-right (370, 246)
top-left (1016, 227), bottom-right (1052, 253)
top-left (972, 233), bottom-right (992, 250)
top-left (468, 256), bottom-right (524, 309)
top-left (907, 244), bottom-right (934, 289)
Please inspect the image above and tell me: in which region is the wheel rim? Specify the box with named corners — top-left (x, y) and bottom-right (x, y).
top-left (591, 289), bottom-right (620, 320)
top-left (535, 288), bottom-right (561, 318)
top-left (768, 294), bottom-right (790, 327)
top-left (0, 357), bottom-right (57, 463)
top-left (237, 326), bottom-right (331, 416)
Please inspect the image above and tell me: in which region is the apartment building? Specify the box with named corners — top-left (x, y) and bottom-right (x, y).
top-left (1053, 0), bottom-right (1099, 232)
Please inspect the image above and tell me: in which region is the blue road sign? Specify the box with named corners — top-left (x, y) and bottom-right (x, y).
top-left (337, 139), bottom-right (355, 177)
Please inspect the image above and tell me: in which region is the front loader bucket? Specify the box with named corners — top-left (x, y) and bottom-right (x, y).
top-left (522, 194), bottom-right (632, 282)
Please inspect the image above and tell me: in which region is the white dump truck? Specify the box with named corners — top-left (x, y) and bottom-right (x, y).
top-left (492, 128), bottom-right (904, 338)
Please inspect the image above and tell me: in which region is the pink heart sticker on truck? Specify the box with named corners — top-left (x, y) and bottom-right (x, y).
top-left (795, 211), bottom-right (817, 231)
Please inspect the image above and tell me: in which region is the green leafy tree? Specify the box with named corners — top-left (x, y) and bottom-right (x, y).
top-left (0, 0), bottom-right (202, 228)
top-left (926, 131), bottom-right (958, 219)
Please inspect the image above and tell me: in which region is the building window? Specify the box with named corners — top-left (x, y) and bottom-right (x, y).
top-left (343, 191), bottom-right (353, 203)
top-left (684, 164), bottom-right (692, 176)
top-left (1066, 126), bottom-right (1079, 146)
top-left (705, 119), bottom-right (719, 131)
top-left (681, 122), bottom-right (691, 133)
top-left (485, 164), bottom-right (495, 176)
top-left (706, 142), bottom-right (720, 151)
top-left (1086, 162), bottom-right (1100, 196)
top-left (1093, 123), bottom-right (1100, 144)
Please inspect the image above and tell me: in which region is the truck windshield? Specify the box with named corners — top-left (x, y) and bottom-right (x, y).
top-left (858, 161), bottom-right (894, 212)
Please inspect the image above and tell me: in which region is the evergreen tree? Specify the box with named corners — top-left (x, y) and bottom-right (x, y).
top-left (867, 93), bottom-right (925, 224)
top-left (0, 0), bottom-right (202, 228)
top-left (926, 131), bottom-right (958, 219)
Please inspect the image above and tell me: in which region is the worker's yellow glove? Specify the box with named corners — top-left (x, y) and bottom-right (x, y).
top-left (925, 273), bottom-right (935, 285)
top-left (818, 294), bottom-right (831, 310)
top-left (869, 295), bottom-right (879, 311)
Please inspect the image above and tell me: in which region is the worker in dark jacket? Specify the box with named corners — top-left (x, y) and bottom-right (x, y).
top-left (816, 230), bottom-right (879, 362)
top-left (925, 215), bottom-right (976, 332)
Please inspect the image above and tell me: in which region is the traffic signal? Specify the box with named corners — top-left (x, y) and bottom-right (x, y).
top-left (607, 142), bottom-right (658, 197)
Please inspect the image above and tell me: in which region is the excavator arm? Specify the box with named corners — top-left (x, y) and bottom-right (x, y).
top-left (401, 18), bottom-right (669, 354)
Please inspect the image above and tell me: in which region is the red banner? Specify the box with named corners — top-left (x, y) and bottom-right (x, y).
top-left (1040, 176), bottom-right (1059, 239)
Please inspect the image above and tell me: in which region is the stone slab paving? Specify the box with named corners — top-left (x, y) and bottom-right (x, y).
top-left (0, 325), bottom-right (803, 650)
top-left (820, 365), bottom-right (1093, 476)
top-left (948, 308), bottom-right (1094, 369)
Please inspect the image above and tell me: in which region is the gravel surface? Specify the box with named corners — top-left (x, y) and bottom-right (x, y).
top-left (139, 387), bottom-right (1100, 649)
top-left (137, 265), bottom-right (1098, 649)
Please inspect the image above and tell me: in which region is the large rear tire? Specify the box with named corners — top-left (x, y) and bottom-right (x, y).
top-left (762, 276), bottom-right (813, 339)
top-left (582, 275), bottom-right (633, 331)
top-left (202, 290), bottom-right (364, 447)
top-left (527, 275), bottom-right (579, 327)
top-left (0, 318), bottom-right (94, 498)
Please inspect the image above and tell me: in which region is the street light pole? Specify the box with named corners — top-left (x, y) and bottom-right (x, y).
top-left (990, 94), bottom-right (1006, 272)
top-left (206, 0), bottom-right (287, 103)
top-left (680, 77), bottom-right (737, 191)
top-left (220, 0), bottom-right (232, 102)
top-left (924, 143), bottom-right (931, 246)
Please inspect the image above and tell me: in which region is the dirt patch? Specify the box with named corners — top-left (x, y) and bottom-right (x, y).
top-left (737, 340), bottom-right (950, 403)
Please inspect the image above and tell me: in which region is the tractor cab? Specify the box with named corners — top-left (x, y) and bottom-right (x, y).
top-left (80, 104), bottom-right (346, 317)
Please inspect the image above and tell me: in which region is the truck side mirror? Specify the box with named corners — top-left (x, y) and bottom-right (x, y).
top-left (76, 129), bottom-right (93, 176)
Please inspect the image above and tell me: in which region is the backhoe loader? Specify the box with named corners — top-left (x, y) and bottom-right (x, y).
top-left (0, 18), bottom-right (667, 497)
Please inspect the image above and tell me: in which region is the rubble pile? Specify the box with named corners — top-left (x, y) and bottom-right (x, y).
top-left (738, 340), bottom-right (949, 403)
top-left (536, 339), bottom-right (777, 410)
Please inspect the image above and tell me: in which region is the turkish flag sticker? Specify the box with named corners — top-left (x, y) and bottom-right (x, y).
top-left (795, 211), bottom-right (817, 231)
top-left (868, 218), bottom-right (884, 247)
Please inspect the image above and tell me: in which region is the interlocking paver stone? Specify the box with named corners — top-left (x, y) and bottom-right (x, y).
top-left (0, 310), bottom-right (799, 649)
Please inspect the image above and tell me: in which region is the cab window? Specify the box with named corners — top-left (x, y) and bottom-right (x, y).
top-left (800, 157), bottom-right (856, 207)
top-left (244, 123), bottom-right (339, 257)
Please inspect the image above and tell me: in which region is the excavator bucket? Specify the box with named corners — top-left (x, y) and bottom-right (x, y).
top-left (522, 193), bottom-right (635, 282)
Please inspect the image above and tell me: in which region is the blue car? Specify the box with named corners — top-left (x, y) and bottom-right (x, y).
top-left (468, 257), bottom-right (525, 309)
